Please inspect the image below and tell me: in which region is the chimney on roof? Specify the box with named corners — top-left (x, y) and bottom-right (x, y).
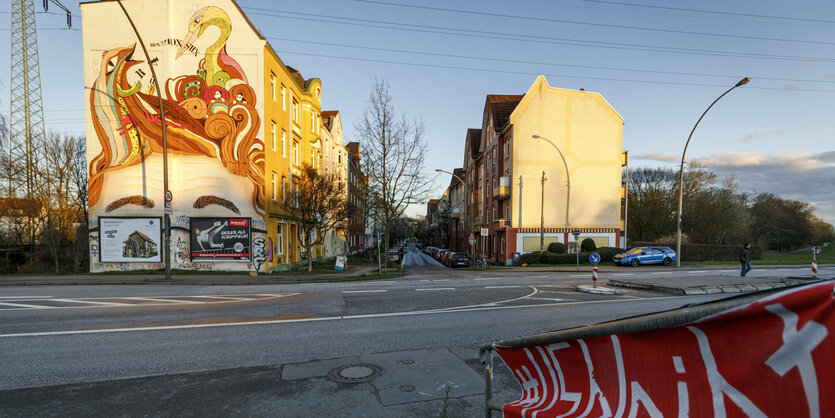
top-left (579, 88), bottom-right (585, 91)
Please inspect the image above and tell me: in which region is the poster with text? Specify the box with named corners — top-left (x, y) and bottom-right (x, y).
top-left (190, 218), bottom-right (251, 261)
top-left (99, 217), bottom-right (162, 262)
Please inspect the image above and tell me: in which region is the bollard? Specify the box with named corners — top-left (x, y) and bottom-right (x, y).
top-left (592, 265), bottom-right (598, 288)
top-left (812, 247), bottom-right (818, 277)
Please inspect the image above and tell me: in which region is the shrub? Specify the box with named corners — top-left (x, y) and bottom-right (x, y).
top-left (581, 238), bottom-right (597, 252)
top-left (518, 247), bottom-right (625, 265)
top-left (547, 242), bottom-right (566, 253)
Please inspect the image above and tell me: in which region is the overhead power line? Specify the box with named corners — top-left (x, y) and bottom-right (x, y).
top-left (584, 0), bottom-right (835, 25)
top-left (270, 37), bottom-right (835, 85)
top-left (353, 0), bottom-right (835, 46)
top-left (244, 8), bottom-right (835, 63)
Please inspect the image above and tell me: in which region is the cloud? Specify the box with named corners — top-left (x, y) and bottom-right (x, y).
top-left (634, 153), bottom-right (680, 163)
top-left (690, 151), bottom-right (835, 225)
top-left (738, 129), bottom-right (788, 143)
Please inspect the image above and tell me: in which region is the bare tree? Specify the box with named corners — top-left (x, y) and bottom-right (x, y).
top-left (282, 164), bottom-right (349, 272)
top-left (354, 77), bottom-right (433, 268)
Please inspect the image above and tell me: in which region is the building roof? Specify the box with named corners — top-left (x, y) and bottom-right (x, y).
top-left (466, 128), bottom-right (482, 160)
top-left (449, 168), bottom-right (465, 189)
top-left (322, 110), bottom-right (339, 129)
top-left (128, 230), bottom-right (155, 244)
top-left (486, 95), bottom-right (524, 130)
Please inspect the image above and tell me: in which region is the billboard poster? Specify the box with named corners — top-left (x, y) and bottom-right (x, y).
top-left (190, 218), bottom-right (251, 261)
top-left (98, 217), bottom-right (162, 262)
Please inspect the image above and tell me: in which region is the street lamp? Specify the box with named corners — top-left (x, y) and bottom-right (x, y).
top-left (531, 135), bottom-right (571, 252)
top-left (435, 168), bottom-right (472, 257)
top-left (116, 0), bottom-right (171, 281)
top-left (676, 77), bottom-right (750, 267)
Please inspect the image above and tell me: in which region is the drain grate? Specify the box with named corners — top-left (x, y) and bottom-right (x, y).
top-left (328, 363), bottom-right (384, 383)
top-left (400, 385), bottom-right (416, 392)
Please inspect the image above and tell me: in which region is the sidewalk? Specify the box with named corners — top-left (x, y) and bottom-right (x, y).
top-left (0, 345), bottom-right (519, 417)
top-left (606, 272), bottom-right (826, 295)
top-left (0, 263), bottom-right (385, 286)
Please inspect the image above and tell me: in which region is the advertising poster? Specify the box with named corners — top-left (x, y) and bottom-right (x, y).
top-left (99, 217), bottom-right (162, 262)
top-left (190, 218), bottom-right (251, 261)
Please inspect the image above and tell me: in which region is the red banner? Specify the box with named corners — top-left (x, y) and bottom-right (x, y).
top-left (495, 281), bottom-right (835, 417)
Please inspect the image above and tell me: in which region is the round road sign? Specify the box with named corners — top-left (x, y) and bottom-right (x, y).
top-left (589, 252), bottom-right (600, 265)
top-left (165, 190), bottom-right (173, 203)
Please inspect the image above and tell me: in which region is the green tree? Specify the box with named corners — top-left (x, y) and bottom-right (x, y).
top-left (750, 193), bottom-right (815, 251)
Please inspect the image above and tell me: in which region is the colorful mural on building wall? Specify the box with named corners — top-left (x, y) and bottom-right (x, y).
top-left (83, 1), bottom-right (267, 272)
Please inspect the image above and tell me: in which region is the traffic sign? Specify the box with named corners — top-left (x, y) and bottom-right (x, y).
top-left (481, 228), bottom-right (489, 236)
top-left (572, 229), bottom-right (581, 237)
top-left (589, 252), bottom-right (600, 265)
top-left (164, 189), bottom-right (173, 203)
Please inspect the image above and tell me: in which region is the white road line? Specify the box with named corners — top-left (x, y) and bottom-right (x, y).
top-left (416, 288), bottom-right (455, 291)
top-left (474, 277), bottom-right (501, 281)
top-left (0, 301), bottom-right (53, 309)
top-left (570, 275), bottom-right (586, 278)
top-left (612, 273), bottom-right (633, 276)
top-left (523, 275), bottom-right (549, 279)
top-left (419, 279), bottom-right (430, 282)
top-left (651, 272), bottom-right (666, 275)
top-left (0, 296), bottom-right (685, 338)
top-left (485, 286), bottom-right (521, 289)
top-left (528, 297), bottom-right (568, 302)
top-left (342, 290), bottom-right (387, 294)
top-left (432, 279), bottom-right (450, 282)
top-left (0, 296), bottom-right (54, 299)
top-left (688, 271), bottom-right (707, 274)
top-left (197, 295), bottom-right (253, 301)
top-left (50, 299), bottom-right (131, 307)
top-left (123, 297), bottom-right (205, 304)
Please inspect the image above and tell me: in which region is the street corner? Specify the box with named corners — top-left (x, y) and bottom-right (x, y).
top-left (576, 284), bottom-right (621, 295)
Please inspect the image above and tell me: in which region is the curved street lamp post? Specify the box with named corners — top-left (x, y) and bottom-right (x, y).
top-left (676, 77), bottom-right (750, 267)
top-left (531, 135), bottom-right (571, 255)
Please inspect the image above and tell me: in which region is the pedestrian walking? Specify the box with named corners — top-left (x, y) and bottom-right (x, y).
top-left (739, 242), bottom-right (752, 277)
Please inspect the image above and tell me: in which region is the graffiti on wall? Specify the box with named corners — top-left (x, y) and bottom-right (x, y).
top-left (87, 5), bottom-right (265, 222)
top-left (252, 237), bottom-right (266, 272)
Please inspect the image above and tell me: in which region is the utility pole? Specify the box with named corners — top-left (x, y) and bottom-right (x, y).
top-left (540, 171), bottom-right (546, 252)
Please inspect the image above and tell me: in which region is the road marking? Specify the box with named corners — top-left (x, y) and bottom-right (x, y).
top-left (485, 286), bottom-right (521, 289)
top-left (570, 274), bottom-right (587, 278)
top-left (342, 290), bottom-right (387, 294)
top-left (416, 288), bottom-right (455, 291)
top-left (651, 272), bottom-right (666, 275)
top-left (124, 297), bottom-right (204, 304)
top-left (0, 296), bottom-right (54, 299)
top-left (523, 275), bottom-right (549, 279)
top-left (612, 273), bottom-right (633, 276)
top-left (198, 295), bottom-right (252, 301)
top-left (0, 301), bottom-right (54, 309)
top-left (687, 271), bottom-right (707, 274)
top-left (50, 298), bottom-right (132, 307)
top-left (0, 296), bottom-right (686, 338)
top-left (528, 297), bottom-right (568, 302)
top-left (432, 279), bottom-right (450, 282)
top-left (419, 279), bottom-right (430, 282)
top-left (717, 270), bottom-right (735, 273)
top-left (474, 277), bottom-right (501, 281)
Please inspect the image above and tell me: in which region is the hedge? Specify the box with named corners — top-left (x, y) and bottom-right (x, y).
top-left (519, 247), bottom-right (624, 265)
top-left (631, 242), bottom-right (762, 262)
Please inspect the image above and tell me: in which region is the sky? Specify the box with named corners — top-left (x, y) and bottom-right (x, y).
top-left (2, 0), bottom-right (834, 225)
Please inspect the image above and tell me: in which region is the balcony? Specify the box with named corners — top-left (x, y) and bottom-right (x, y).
top-left (493, 176), bottom-right (511, 200)
top-left (493, 218), bottom-right (510, 231)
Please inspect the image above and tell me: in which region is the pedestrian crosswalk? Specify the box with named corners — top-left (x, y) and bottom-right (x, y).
top-left (0, 293), bottom-right (298, 311)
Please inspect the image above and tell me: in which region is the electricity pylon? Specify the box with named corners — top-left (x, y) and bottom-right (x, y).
top-left (8, 0), bottom-right (70, 244)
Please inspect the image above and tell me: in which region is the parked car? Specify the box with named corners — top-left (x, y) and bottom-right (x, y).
top-left (446, 252), bottom-right (470, 268)
top-left (388, 249), bottom-right (400, 263)
top-left (613, 246), bottom-right (676, 267)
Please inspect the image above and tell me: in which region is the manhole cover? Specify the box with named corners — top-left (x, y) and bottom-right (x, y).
top-left (398, 359), bottom-right (415, 365)
top-left (400, 385), bottom-right (416, 392)
top-left (328, 363), bottom-right (384, 383)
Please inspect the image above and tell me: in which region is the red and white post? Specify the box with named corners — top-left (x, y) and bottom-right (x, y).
top-left (592, 265), bottom-right (599, 288)
top-left (812, 249), bottom-right (818, 277)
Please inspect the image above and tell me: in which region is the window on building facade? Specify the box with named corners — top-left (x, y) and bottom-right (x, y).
top-left (277, 223), bottom-right (284, 255)
top-left (281, 176), bottom-right (286, 203)
top-left (292, 98), bottom-right (299, 124)
top-left (281, 129), bottom-right (287, 158)
top-left (281, 84), bottom-right (286, 111)
top-left (293, 141), bottom-right (299, 166)
top-left (271, 172), bottom-right (277, 201)
top-left (310, 112), bottom-right (315, 133)
top-left (271, 122), bottom-right (276, 152)
top-left (270, 73), bottom-right (275, 101)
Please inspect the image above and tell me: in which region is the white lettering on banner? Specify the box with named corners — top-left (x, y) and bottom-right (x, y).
top-left (495, 281), bottom-right (835, 417)
top-left (686, 326), bottom-right (767, 418)
top-left (627, 382), bottom-right (662, 418)
top-left (764, 303), bottom-right (827, 418)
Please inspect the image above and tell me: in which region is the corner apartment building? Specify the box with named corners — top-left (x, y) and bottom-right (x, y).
top-left (82, 0), bottom-right (344, 272)
top-left (447, 76), bottom-right (625, 265)
top-left (321, 111), bottom-right (349, 258)
top-left (345, 142), bottom-right (367, 255)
